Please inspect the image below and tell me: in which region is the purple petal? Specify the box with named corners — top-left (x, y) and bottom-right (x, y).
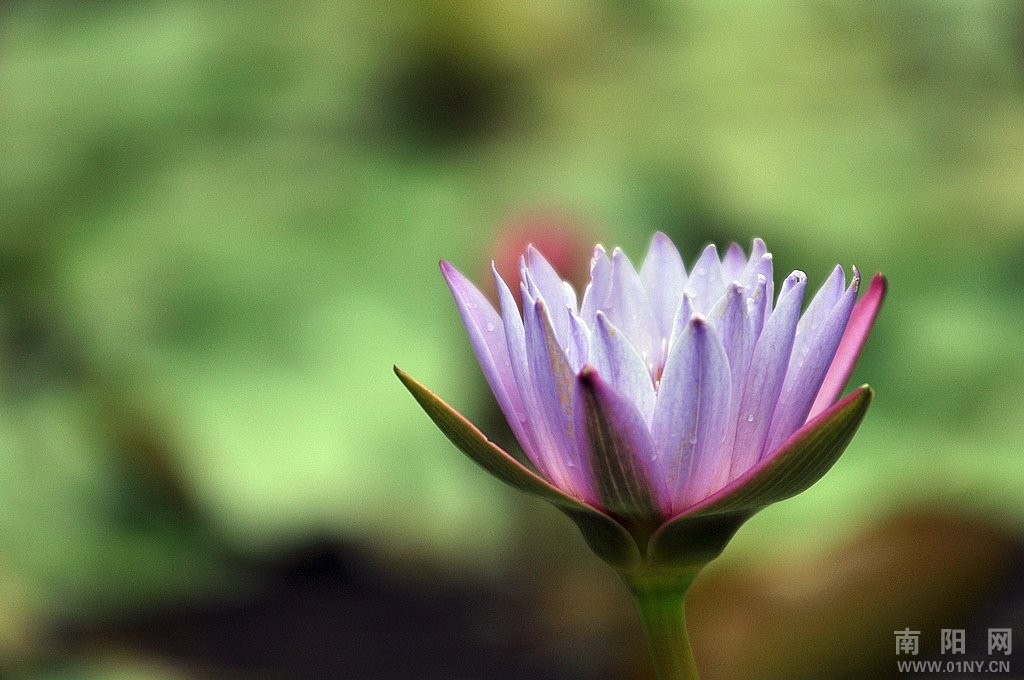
top-left (575, 367), bottom-right (668, 518)
top-left (740, 240), bottom-right (773, 325)
top-left (562, 280), bottom-right (579, 313)
top-left (709, 283), bottom-right (755, 460)
top-left (639, 232), bottom-right (687, 341)
top-left (685, 244), bottom-right (725, 313)
top-left (796, 265), bottom-right (846, 338)
top-left (764, 268), bottom-right (860, 454)
top-left (665, 292), bottom-right (695, 362)
top-left (603, 248), bottom-right (660, 375)
top-left (746, 274), bottom-right (769, 341)
top-left (722, 242), bottom-right (747, 280)
top-left (441, 260), bottom-right (528, 449)
top-left (524, 297), bottom-right (589, 495)
top-left (708, 282), bottom-right (746, 366)
top-left (808, 273), bottom-right (886, 418)
top-left (514, 279), bottom-right (560, 480)
top-left (727, 271), bottom-right (807, 479)
top-left (565, 309), bottom-right (591, 373)
top-left (591, 312), bottom-right (657, 425)
top-left (748, 237), bottom-right (767, 263)
top-left (492, 264), bottom-right (542, 464)
top-left (522, 246), bottom-right (571, 344)
top-left (742, 276), bottom-right (769, 378)
top-left (581, 245), bottom-right (612, 324)
top-left (651, 314), bottom-right (732, 512)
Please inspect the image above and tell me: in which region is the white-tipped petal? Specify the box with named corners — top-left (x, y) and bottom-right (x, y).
top-left (722, 242), bottom-right (747, 281)
top-left (522, 248), bottom-right (571, 345)
top-left (742, 248), bottom-right (774, 324)
top-left (603, 248), bottom-right (660, 375)
top-left (565, 308), bottom-right (591, 373)
top-left (441, 261), bottom-right (528, 453)
top-left (581, 245), bottom-right (612, 325)
top-left (764, 268), bottom-right (860, 453)
top-left (809, 272), bottom-right (886, 418)
top-left (727, 271), bottom-right (806, 479)
top-left (524, 297), bottom-right (585, 493)
top-left (490, 263), bottom-right (541, 464)
top-left (640, 231), bottom-right (688, 341)
top-left (685, 244), bottom-right (725, 313)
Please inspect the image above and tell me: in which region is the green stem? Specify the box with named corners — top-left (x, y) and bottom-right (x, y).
top-left (630, 585), bottom-right (699, 680)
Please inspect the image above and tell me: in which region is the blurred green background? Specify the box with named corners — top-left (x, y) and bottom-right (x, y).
top-left (2, 2), bottom-right (1023, 678)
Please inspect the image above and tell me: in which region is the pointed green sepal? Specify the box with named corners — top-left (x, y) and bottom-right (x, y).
top-left (648, 385), bottom-right (874, 567)
top-left (394, 366), bottom-right (641, 567)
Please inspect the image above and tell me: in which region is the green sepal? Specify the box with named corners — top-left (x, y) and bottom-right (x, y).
top-left (647, 385), bottom-right (874, 568)
top-left (394, 366), bottom-right (641, 568)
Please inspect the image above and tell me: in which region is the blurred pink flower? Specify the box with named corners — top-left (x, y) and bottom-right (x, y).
top-left (489, 211), bottom-right (592, 307)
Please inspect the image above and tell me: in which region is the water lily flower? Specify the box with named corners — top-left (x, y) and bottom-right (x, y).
top-left (396, 233), bottom-right (885, 679)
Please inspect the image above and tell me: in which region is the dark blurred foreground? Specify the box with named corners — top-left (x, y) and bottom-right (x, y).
top-left (0, 511), bottom-right (1014, 679)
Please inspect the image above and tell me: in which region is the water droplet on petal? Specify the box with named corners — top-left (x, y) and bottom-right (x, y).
top-left (486, 322), bottom-right (495, 332)
top-left (746, 414), bottom-right (755, 422)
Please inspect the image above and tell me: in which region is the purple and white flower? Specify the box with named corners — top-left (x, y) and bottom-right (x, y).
top-left (397, 232), bottom-right (885, 679)
top-left (429, 233), bottom-right (884, 526)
